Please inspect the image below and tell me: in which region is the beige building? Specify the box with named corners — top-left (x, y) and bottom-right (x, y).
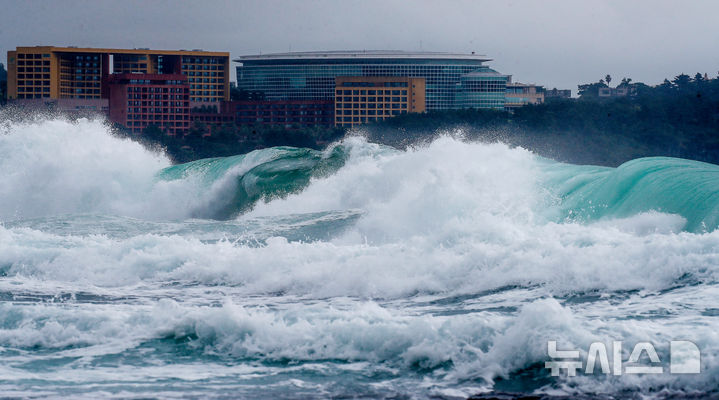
top-left (505, 82), bottom-right (544, 109)
top-left (6, 46), bottom-right (230, 103)
top-left (334, 76), bottom-right (425, 128)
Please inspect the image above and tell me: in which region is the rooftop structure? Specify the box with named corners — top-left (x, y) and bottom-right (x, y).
top-left (237, 50), bottom-right (492, 63)
top-left (236, 50), bottom-right (508, 111)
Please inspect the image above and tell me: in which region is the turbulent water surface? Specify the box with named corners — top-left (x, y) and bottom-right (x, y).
top-left (1, 118), bottom-right (719, 399)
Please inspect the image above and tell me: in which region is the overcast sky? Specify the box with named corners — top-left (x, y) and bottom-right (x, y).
top-left (2, 0), bottom-right (718, 92)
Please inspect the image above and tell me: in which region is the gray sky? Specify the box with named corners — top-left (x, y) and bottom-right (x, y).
top-left (2, 0), bottom-right (719, 92)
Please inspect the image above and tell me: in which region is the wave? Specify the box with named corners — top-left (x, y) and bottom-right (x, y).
top-left (544, 157), bottom-right (719, 232)
top-left (2, 118), bottom-right (719, 232)
top-left (156, 145), bottom-right (348, 219)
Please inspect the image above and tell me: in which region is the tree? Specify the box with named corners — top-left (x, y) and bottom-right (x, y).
top-left (578, 80), bottom-right (608, 98)
top-left (605, 74), bottom-right (612, 86)
top-left (673, 74), bottom-right (691, 88)
top-left (0, 63), bottom-right (6, 104)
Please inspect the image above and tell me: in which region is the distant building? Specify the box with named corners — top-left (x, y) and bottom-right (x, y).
top-left (7, 46), bottom-right (229, 103)
top-left (598, 86), bottom-right (636, 98)
top-left (230, 100), bottom-right (334, 128)
top-left (6, 46), bottom-right (230, 134)
top-left (107, 74), bottom-right (190, 135)
top-left (544, 88), bottom-right (571, 99)
top-left (504, 81), bottom-right (544, 109)
top-left (236, 51), bottom-right (510, 118)
top-left (334, 76), bottom-right (426, 128)
top-left (190, 103), bottom-right (236, 135)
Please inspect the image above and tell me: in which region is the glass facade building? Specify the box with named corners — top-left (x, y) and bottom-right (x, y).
top-left (235, 51), bottom-right (509, 110)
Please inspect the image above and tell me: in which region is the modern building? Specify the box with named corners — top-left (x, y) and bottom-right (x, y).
top-left (6, 46), bottom-right (230, 103)
top-left (107, 73), bottom-right (190, 135)
top-left (335, 76), bottom-right (425, 128)
top-left (235, 51), bottom-right (509, 111)
top-left (505, 81), bottom-right (544, 109)
top-left (544, 88), bottom-right (571, 100)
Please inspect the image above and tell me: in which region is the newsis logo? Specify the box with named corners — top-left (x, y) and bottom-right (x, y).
top-left (545, 340), bottom-right (701, 376)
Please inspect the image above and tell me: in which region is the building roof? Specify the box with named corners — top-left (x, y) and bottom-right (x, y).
top-left (235, 50), bottom-right (491, 63)
top-left (11, 46), bottom-right (228, 57)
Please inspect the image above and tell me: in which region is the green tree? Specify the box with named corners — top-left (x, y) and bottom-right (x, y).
top-left (673, 74), bottom-right (691, 88)
top-left (578, 80), bottom-right (608, 98)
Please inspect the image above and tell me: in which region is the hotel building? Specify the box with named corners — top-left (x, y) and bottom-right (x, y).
top-left (7, 46), bottom-right (229, 103)
top-left (334, 76), bottom-right (425, 128)
top-left (235, 51), bottom-right (509, 112)
top-left (107, 73), bottom-right (190, 135)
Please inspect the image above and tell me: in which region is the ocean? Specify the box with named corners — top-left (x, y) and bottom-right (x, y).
top-left (0, 118), bottom-right (718, 399)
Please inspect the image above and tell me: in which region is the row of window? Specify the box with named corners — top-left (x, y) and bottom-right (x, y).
top-left (17, 80), bottom-right (51, 86)
top-left (127, 114), bottom-right (189, 120)
top-left (236, 110), bottom-right (331, 117)
top-left (15, 94), bottom-right (48, 99)
top-left (336, 89), bottom-right (407, 96)
top-left (127, 108), bottom-right (187, 114)
top-left (17, 74), bottom-right (51, 80)
top-left (340, 81), bottom-right (409, 87)
top-left (125, 79), bottom-right (185, 85)
top-left (58, 82), bottom-right (100, 88)
top-left (16, 60), bottom-right (50, 66)
top-left (17, 87), bottom-right (50, 93)
top-left (16, 67), bottom-right (51, 73)
top-left (128, 101), bottom-right (188, 107)
top-left (127, 87), bottom-right (188, 93)
top-left (336, 102), bottom-right (406, 109)
top-left (190, 97), bottom-right (220, 102)
top-left (17, 53), bottom-right (49, 59)
top-left (127, 94), bottom-right (188, 100)
top-left (181, 57), bottom-right (223, 64)
top-left (188, 78), bottom-right (224, 83)
top-left (336, 113), bottom-right (402, 123)
top-left (182, 64), bottom-right (223, 71)
top-left (189, 90), bottom-right (221, 96)
top-left (336, 107), bottom-right (403, 115)
top-left (127, 121), bottom-right (188, 127)
top-left (235, 104), bottom-right (332, 111)
top-left (73, 55), bottom-right (99, 61)
top-left (61, 68), bottom-right (100, 75)
top-left (337, 96), bottom-right (407, 103)
top-left (114, 62), bottom-right (147, 69)
top-left (186, 71), bottom-right (224, 77)
top-left (189, 85), bottom-right (222, 91)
